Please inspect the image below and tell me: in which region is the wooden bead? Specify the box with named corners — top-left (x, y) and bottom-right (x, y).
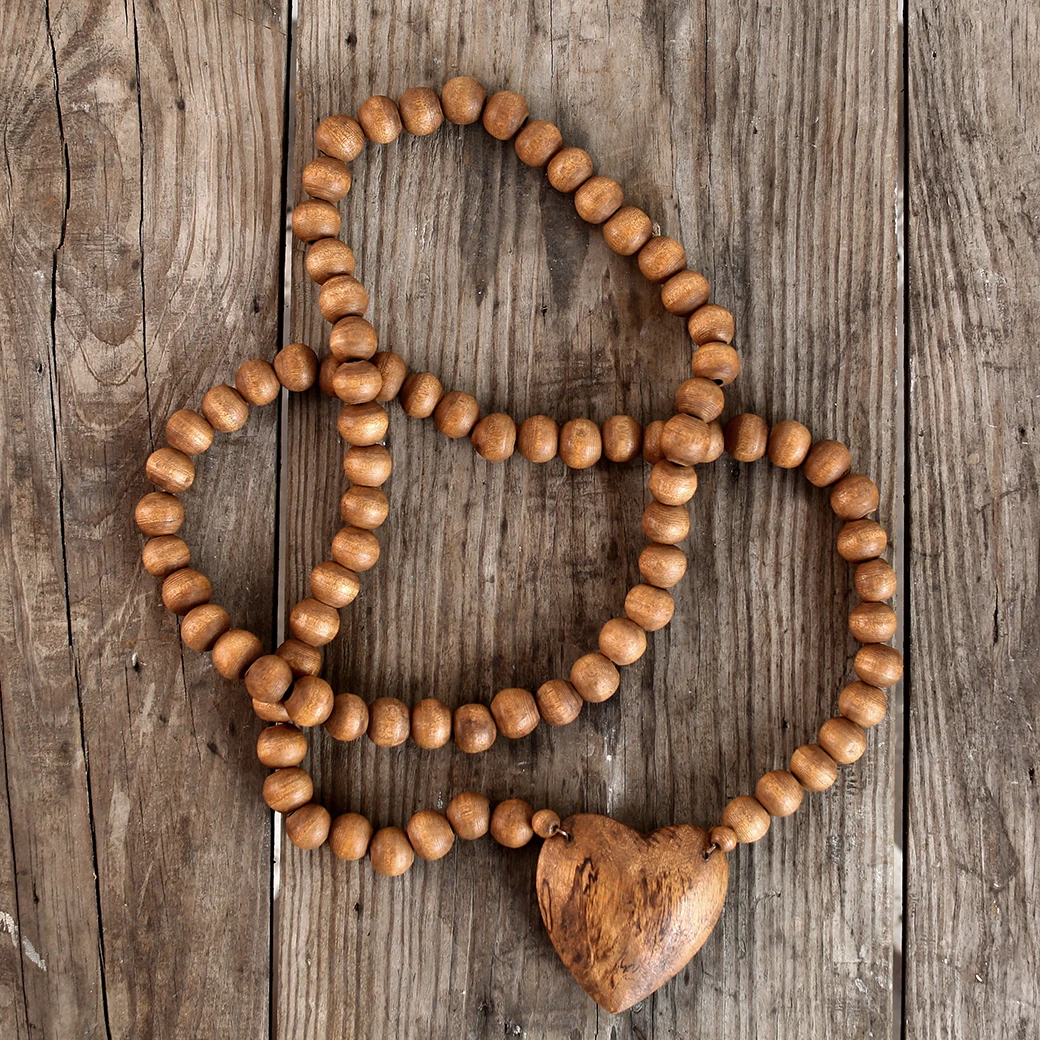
top-left (343, 444), bottom-right (392, 487)
top-left (245, 654), bottom-right (294, 704)
top-left (642, 420), bottom-right (666, 464)
top-left (285, 675), bottom-right (335, 728)
top-left (624, 584), bottom-right (675, 632)
top-left (721, 796), bottom-right (770, 843)
top-left (165, 409), bottom-right (213, 455)
top-left (434, 391), bottom-right (481, 438)
top-left (602, 206), bottom-right (653, 255)
top-left (547, 147), bottom-right (593, 192)
top-left (855, 558), bottom-right (898, 601)
top-left (368, 697), bottom-right (410, 747)
top-left (724, 413), bottom-right (769, 462)
top-left (574, 175), bottom-right (624, 224)
top-left (818, 716), bottom-right (868, 764)
top-left (754, 770), bottom-right (804, 817)
top-left (234, 359), bottom-right (281, 406)
top-left (324, 693), bottom-right (369, 742)
top-left (201, 385), bottom-right (249, 432)
top-left (709, 826), bottom-right (738, 854)
top-left (212, 629), bottom-right (263, 680)
top-left (704, 420), bottom-right (726, 462)
top-left (638, 543), bottom-right (688, 588)
top-left (305, 238), bottom-right (355, 283)
top-left (319, 274), bottom-right (369, 323)
top-left (400, 372), bottom-right (444, 417)
top-left (286, 804), bottom-right (331, 850)
top-left (559, 418), bottom-right (602, 469)
top-left (180, 603), bottom-right (231, 652)
top-left (273, 342), bottom-right (318, 392)
top-left (315, 113), bottom-right (365, 161)
top-left (407, 810), bottom-right (455, 860)
top-left (569, 653), bottom-right (620, 703)
top-left (839, 682), bottom-right (888, 728)
top-left (767, 420), bottom-right (813, 468)
top-left (638, 235), bottom-right (686, 282)
top-left (329, 316), bottom-right (377, 361)
top-left (790, 744), bottom-right (838, 791)
top-left (292, 198), bottom-right (341, 242)
top-left (288, 597), bottom-right (340, 647)
top-left (491, 799), bottom-right (535, 848)
top-left (256, 723), bottom-right (307, 768)
top-left (447, 791), bottom-right (491, 840)
top-left (276, 638), bottom-right (323, 677)
top-left (490, 687), bottom-right (540, 738)
top-left (642, 501), bottom-right (690, 544)
top-left (691, 343), bottom-right (740, 386)
top-left (837, 519), bottom-right (888, 562)
top-left (830, 474), bottom-right (880, 520)
top-left (675, 377), bottom-right (724, 422)
top-left (440, 76), bottom-right (486, 125)
top-left (854, 644), bottom-right (903, 687)
top-left (648, 460), bottom-right (698, 505)
top-left (518, 414), bottom-right (559, 462)
top-left (302, 156), bottom-right (352, 201)
top-left (357, 95), bottom-right (402, 143)
top-left (333, 360), bottom-right (382, 404)
top-left (598, 617), bottom-right (647, 666)
top-left (802, 439), bottom-right (852, 487)
top-left (661, 270), bottom-right (710, 316)
top-left (369, 826), bottom-right (414, 876)
top-left (602, 414), bottom-right (642, 463)
top-left (373, 351), bottom-right (408, 400)
top-left (687, 303), bottom-right (735, 345)
top-left (263, 768), bottom-right (314, 814)
top-left (398, 86), bottom-right (443, 136)
top-left (142, 534), bottom-right (190, 577)
top-left (454, 703), bottom-right (497, 753)
top-left (661, 413), bottom-right (712, 466)
top-left (472, 413), bottom-right (517, 462)
top-left (338, 402), bottom-right (389, 445)
top-left (514, 119), bottom-right (563, 166)
top-left (332, 525), bottom-right (380, 572)
top-left (340, 485), bottom-right (389, 529)
top-left (536, 680), bottom-right (583, 726)
top-left (329, 813), bottom-right (373, 860)
top-left (161, 567), bottom-right (212, 615)
top-left (482, 90), bottom-right (528, 139)
top-left (532, 809), bottom-right (562, 839)
top-left (254, 698), bottom-right (291, 723)
top-left (849, 601), bottom-right (898, 643)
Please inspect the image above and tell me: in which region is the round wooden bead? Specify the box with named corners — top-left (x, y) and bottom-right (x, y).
top-left (547, 147), bottom-right (594, 192)
top-left (705, 420), bottom-right (726, 462)
top-left (330, 813), bottom-right (374, 860)
top-left (400, 372), bottom-right (444, 417)
top-left (491, 799), bottom-right (535, 848)
top-left (624, 584), bottom-right (675, 632)
top-left (407, 810), bottom-right (455, 861)
top-left (532, 809), bottom-right (562, 839)
top-left (558, 418), bottom-right (602, 469)
top-left (370, 827), bottom-right (414, 876)
top-left (661, 413), bottom-right (712, 466)
top-left (854, 644), bottom-right (903, 687)
top-left (332, 525), bottom-right (380, 572)
top-left (691, 343), bottom-right (740, 386)
top-left (763, 420), bottom-right (811, 468)
top-left (343, 444), bottom-right (392, 487)
top-left (649, 460), bottom-right (698, 505)
top-left (721, 796), bottom-right (770, 843)
top-left (642, 501), bottom-right (690, 544)
top-left (675, 377), bottom-right (725, 422)
top-left (305, 238), bottom-right (356, 283)
top-left (602, 414), bottom-right (642, 463)
top-left (518, 414), bottom-right (559, 462)
top-left (330, 316), bottom-right (378, 361)
top-left (256, 723), bottom-right (307, 768)
top-left (358, 95), bottom-right (402, 143)
top-left (472, 413), bottom-right (517, 462)
top-left (397, 86), bottom-right (443, 136)
top-left (535, 680), bottom-right (583, 727)
top-left (661, 270), bottom-right (710, 316)
top-left (802, 439), bottom-right (852, 487)
top-left (324, 693), bottom-right (370, 742)
top-left (373, 352), bottom-right (408, 401)
top-left (638, 235), bottom-right (686, 282)
top-left (514, 119), bottom-right (563, 166)
top-left (490, 687), bottom-right (540, 738)
top-left (687, 304), bottom-right (735, 345)
top-left (288, 598), bottom-right (340, 647)
top-left (254, 697), bottom-right (291, 722)
top-left (598, 617), bottom-right (647, 666)
top-left (180, 603), bottom-right (231, 652)
top-left (447, 791), bottom-right (490, 840)
top-left (638, 543), bottom-right (688, 588)
top-left (201, 385), bottom-right (249, 432)
top-left (273, 342), bottom-right (319, 392)
top-left (338, 402), bottom-right (389, 445)
top-left (144, 447), bottom-right (194, 495)
top-left (211, 629), bottom-right (263, 680)
top-left (319, 274), bottom-right (369, 323)
top-left (724, 413), bottom-right (769, 462)
top-left (234, 359), bottom-right (281, 406)
top-left (855, 558), bottom-right (898, 601)
top-left (263, 768), bottom-right (314, 814)
top-left (440, 76), bottom-right (486, 125)
top-left (434, 391), bottom-right (481, 438)
top-left (292, 198), bottom-right (341, 242)
top-left (165, 409), bottom-right (214, 456)
top-left (755, 770), bottom-right (804, 817)
top-left (574, 175), bottom-right (623, 224)
top-left (454, 703), bottom-right (497, 753)
top-left (321, 359), bottom-right (343, 400)
top-left (245, 654), bottom-right (294, 704)
top-left (161, 567), bottom-right (212, 616)
top-left (302, 156), bottom-right (352, 201)
top-left (709, 826), bottom-right (738, 854)
top-left (482, 90), bottom-right (528, 139)
top-left (368, 697), bottom-right (410, 747)
top-left (849, 601), bottom-right (898, 643)
top-left (830, 474), bottom-right (880, 520)
top-left (315, 113), bottom-right (365, 161)
top-left (142, 534), bottom-right (190, 577)
top-left (839, 682), bottom-right (888, 728)
top-left (276, 638), bottom-right (323, 677)
top-left (837, 519), bottom-right (888, 562)
top-left (286, 804), bottom-right (331, 850)
top-left (790, 744), bottom-right (838, 791)
top-left (602, 206), bottom-right (653, 255)
top-left (569, 653), bottom-right (620, 703)
top-left (340, 485), bottom-right (389, 529)
top-left (642, 420), bottom-right (666, 464)
top-left (285, 675), bottom-right (335, 728)
top-left (818, 716), bottom-right (868, 764)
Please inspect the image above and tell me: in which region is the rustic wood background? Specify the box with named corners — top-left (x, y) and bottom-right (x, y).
top-left (0, 0), bottom-right (1036, 1036)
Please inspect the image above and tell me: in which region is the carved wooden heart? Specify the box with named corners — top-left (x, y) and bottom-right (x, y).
top-left (536, 813), bottom-right (728, 1013)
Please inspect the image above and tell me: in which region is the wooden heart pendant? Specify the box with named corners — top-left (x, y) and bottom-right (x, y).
top-left (536, 813), bottom-right (728, 1013)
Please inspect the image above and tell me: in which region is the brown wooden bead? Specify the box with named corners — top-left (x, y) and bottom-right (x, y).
top-left (406, 810), bottom-right (455, 861)
top-left (837, 519), bottom-right (888, 562)
top-left (638, 235), bottom-right (686, 282)
top-left (691, 343), bottom-right (740, 386)
top-left (802, 439), bottom-right (852, 487)
top-left (642, 501), bottom-right (690, 544)
top-left (687, 303), bottom-right (735, 345)
top-left (329, 813), bottom-right (373, 860)
top-left (661, 413), bottom-right (712, 466)
top-left (302, 156), bottom-right (352, 201)
top-left (143, 448), bottom-right (194, 496)
top-left (142, 534), bottom-right (190, 577)
top-left (532, 809), bottom-right (562, 839)
top-left (322, 361), bottom-right (343, 398)
top-left (490, 687), bottom-right (540, 738)
top-left (285, 675), bottom-right (334, 728)
top-left (472, 413), bottom-right (517, 462)
top-left (399, 371), bottom-right (444, 418)
top-left (642, 420), bottom-right (666, 464)
top-left (517, 414), bottom-right (559, 462)
top-left (256, 724), bottom-right (307, 768)
top-left (661, 270), bottom-right (710, 316)
top-left (721, 796), bottom-right (770, 843)
top-left (454, 703), bottom-right (497, 753)
top-left (755, 770), bottom-right (804, 817)
top-left (368, 697), bottom-right (410, 747)
top-left (319, 274), bottom-right (369, 323)
top-left (341, 446), bottom-right (389, 489)
top-left (369, 826), bottom-right (414, 876)
top-left (624, 584), bottom-right (675, 632)
top-left (602, 206), bottom-right (653, 255)
top-left (704, 420), bottom-right (726, 462)
top-left (330, 316), bottom-right (378, 361)
top-left (434, 391), bottom-right (481, 438)
top-left (332, 360), bottom-right (382, 404)
top-left (675, 377), bottom-right (724, 422)
top-left (201, 385), bottom-right (249, 432)
top-left (818, 716), bottom-right (868, 764)
top-left (855, 644), bottom-right (903, 687)
top-left (482, 90), bottom-right (528, 139)
top-left (286, 804), bottom-right (331, 850)
top-left (574, 175), bottom-right (624, 224)
top-left (559, 418), bottom-right (602, 469)
top-left (790, 743), bottom-right (838, 791)
top-left (263, 768), bottom-right (314, 814)
top-left (340, 485), bottom-right (389, 529)
top-left (165, 409), bottom-right (213, 456)
top-left (831, 474), bottom-right (880, 520)
top-left (514, 119), bottom-right (563, 166)
top-left (212, 629), bottom-right (263, 680)
top-left (373, 351), bottom-right (408, 400)
top-left (602, 414), bottom-right (642, 463)
top-left (255, 697), bottom-right (291, 722)
top-left (839, 682), bottom-right (888, 728)
top-left (305, 238), bottom-right (356, 283)
top-left (638, 543), bottom-right (688, 588)
top-left (324, 693), bottom-right (370, 742)
top-left (180, 603), bottom-right (231, 652)
top-left (709, 825), bottom-right (738, 854)
top-left (440, 76), bottom-right (486, 125)
top-left (315, 113), bottom-right (365, 161)
top-left (288, 597), bottom-right (340, 647)
top-left (491, 799), bottom-right (535, 848)
top-left (338, 402), bottom-right (389, 446)
top-left (849, 601), bottom-right (898, 643)
top-left (447, 791), bottom-right (490, 840)
top-left (724, 413), bottom-right (769, 462)
top-left (245, 654), bottom-right (294, 704)
top-left (332, 525), bottom-right (380, 572)
top-left (767, 420), bottom-right (813, 468)
top-left (648, 460), bottom-right (698, 505)
top-left (598, 617), bottom-right (648, 666)
top-left (547, 147), bottom-right (594, 192)
top-left (234, 359), bottom-right (280, 406)
top-left (276, 638), bottom-right (323, 677)
top-left (536, 680), bottom-right (583, 727)
top-left (273, 342), bottom-right (318, 392)
top-left (357, 95), bottom-right (402, 144)
top-left (292, 198), bottom-right (341, 242)
top-left (309, 560), bottom-right (360, 608)
top-left (397, 86), bottom-right (443, 136)
top-left (569, 653), bottom-right (620, 703)
top-left (161, 567), bottom-right (212, 616)
top-left (855, 558), bottom-right (898, 601)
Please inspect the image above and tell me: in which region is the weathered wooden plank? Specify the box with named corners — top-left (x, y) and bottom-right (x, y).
top-left (906, 1), bottom-right (1040, 1035)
